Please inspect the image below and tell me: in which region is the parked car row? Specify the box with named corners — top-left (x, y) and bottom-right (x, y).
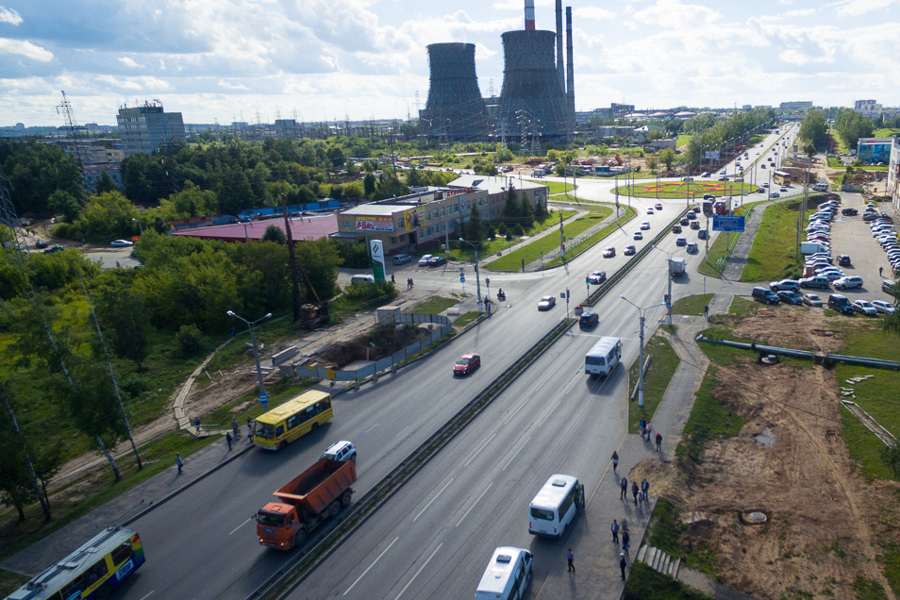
top-left (868, 213), bottom-right (900, 272)
top-left (753, 287), bottom-right (891, 316)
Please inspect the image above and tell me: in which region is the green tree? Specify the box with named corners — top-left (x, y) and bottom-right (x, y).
top-left (464, 205), bottom-right (484, 245)
top-left (74, 191), bottom-right (141, 241)
top-left (646, 155), bottom-right (659, 173)
top-left (262, 225), bottom-right (287, 244)
top-left (658, 148), bottom-right (677, 173)
top-left (0, 140), bottom-right (85, 215)
top-left (293, 238), bottom-right (342, 303)
top-left (154, 183), bottom-right (218, 221)
top-left (0, 385), bottom-right (39, 521)
top-left (216, 169), bottom-right (254, 215)
top-left (95, 281), bottom-right (150, 367)
top-left (799, 109), bottom-right (828, 148)
top-left (363, 173), bottom-right (376, 196)
top-left (520, 194), bottom-right (534, 228)
top-left (502, 186), bottom-right (521, 225)
top-left (94, 172), bottom-right (119, 194)
top-left (534, 198), bottom-right (548, 222)
top-left (47, 190), bottom-right (81, 223)
top-left (834, 109), bottom-right (874, 150)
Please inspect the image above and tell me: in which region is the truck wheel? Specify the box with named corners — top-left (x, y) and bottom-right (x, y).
top-left (294, 528), bottom-right (307, 548)
top-left (278, 441), bottom-right (286, 450)
top-left (341, 490), bottom-right (352, 508)
top-left (328, 501), bottom-right (341, 517)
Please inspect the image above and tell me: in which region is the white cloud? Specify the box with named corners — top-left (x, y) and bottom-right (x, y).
top-left (218, 79), bottom-right (249, 90)
top-left (96, 74), bottom-right (171, 91)
top-left (575, 7), bottom-right (616, 21)
top-left (830, 0), bottom-right (898, 17)
top-left (632, 0), bottom-right (722, 29)
top-left (0, 6), bottom-right (22, 25)
top-left (0, 38), bottom-right (53, 61)
top-left (118, 57), bottom-right (143, 69)
top-left (784, 9), bottom-right (816, 17)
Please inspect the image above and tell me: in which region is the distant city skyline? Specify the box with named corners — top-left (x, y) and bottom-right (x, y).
top-left (1, 0), bottom-right (899, 127)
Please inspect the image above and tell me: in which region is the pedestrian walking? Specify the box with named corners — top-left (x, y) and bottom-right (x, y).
top-left (642, 478), bottom-right (650, 496)
top-left (246, 417), bottom-right (253, 439)
top-left (645, 422), bottom-right (653, 442)
top-left (567, 548), bottom-right (575, 573)
top-left (619, 552), bottom-right (627, 580)
top-left (880, 266), bottom-right (884, 277)
top-left (655, 432), bottom-right (663, 452)
top-left (193, 417), bottom-right (201, 435)
top-left (226, 431), bottom-right (232, 451)
top-left (639, 417), bottom-right (646, 439)
top-left (632, 481), bottom-right (639, 505)
top-left (611, 450), bottom-right (619, 474)
top-left (391, 273), bottom-right (395, 284)
top-left (175, 453), bottom-right (183, 475)
top-left (410, 278), bottom-right (414, 288)
top-left (622, 530), bottom-right (630, 556)
top-left (611, 519), bottom-right (619, 544)
top-left (704, 304), bottom-right (709, 319)
top-left (231, 417), bottom-right (240, 439)
top-left (620, 477), bottom-right (628, 500)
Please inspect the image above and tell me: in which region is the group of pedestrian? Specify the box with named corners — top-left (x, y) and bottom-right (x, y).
top-left (609, 519), bottom-right (630, 579)
top-left (406, 278), bottom-right (415, 290)
top-left (639, 418), bottom-right (653, 442)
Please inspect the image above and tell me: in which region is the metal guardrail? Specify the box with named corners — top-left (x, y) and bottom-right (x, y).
top-left (247, 318), bottom-right (574, 600)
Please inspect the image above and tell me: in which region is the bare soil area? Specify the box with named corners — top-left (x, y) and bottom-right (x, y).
top-left (632, 307), bottom-right (900, 600)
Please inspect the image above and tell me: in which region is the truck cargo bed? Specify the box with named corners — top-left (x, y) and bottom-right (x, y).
top-left (272, 458), bottom-right (357, 515)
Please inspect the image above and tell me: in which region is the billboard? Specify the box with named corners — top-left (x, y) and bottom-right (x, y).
top-left (704, 151), bottom-right (720, 160)
top-left (402, 208), bottom-right (425, 231)
top-left (355, 216), bottom-right (394, 232)
top-left (712, 216), bottom-right (745, 232)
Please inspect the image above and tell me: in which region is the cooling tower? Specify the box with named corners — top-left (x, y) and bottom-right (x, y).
top-left (498, 30), bottom-right (570, 138)
top-left (421, 43), bottom-right (489, 141)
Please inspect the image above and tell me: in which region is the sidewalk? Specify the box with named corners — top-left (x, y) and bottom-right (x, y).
top-left (537, 315), bottom-right (711, 599)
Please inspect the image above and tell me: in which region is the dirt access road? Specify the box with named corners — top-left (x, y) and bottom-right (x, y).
top-left (633, 305), bottom-right (900, 600)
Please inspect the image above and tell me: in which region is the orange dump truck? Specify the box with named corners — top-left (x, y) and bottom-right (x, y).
top-left (256, 458), bottom-right (357, 550)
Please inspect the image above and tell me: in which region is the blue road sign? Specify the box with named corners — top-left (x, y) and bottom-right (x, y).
top-left (713, 216), bottom-right (745, 232)
top-left (460, 276), bottom-right (465, 283)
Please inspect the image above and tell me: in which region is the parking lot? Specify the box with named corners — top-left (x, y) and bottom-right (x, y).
top-left (819, 192), bottom-right (895, 304)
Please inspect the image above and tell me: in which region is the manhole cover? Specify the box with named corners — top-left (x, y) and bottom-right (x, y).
top-left (754, 433), bottom-right (773, 446)
top-left (741, 510), bottom-right (768, 525)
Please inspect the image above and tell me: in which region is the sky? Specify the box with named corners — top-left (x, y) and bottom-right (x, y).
top-left (1, 0), bottom-right (899, 127)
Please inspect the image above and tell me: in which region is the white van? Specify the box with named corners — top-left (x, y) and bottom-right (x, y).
top-left (528, 474), bottom-right (583, 537)
top-left (475, 547), bottom-right (533, 600)
top-left (584, 336), bottom-right (622, 376)
top-left (813, 183), bottom-right (828, 192)
top-left (350, 274), bottom-right (375, 285)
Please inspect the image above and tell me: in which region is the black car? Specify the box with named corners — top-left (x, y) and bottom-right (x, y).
top-left (35, 240), bottom-right (49, 249)
top-left (751, 286), bottom-right (780, 304)
top-left (777, 290), bottom-right (803, 305)
top-left (579, 311), bottom-right (599, 329)
top-left (43, 245), bottom-right (65, 254)
top-left (428, 256), bottom-right (447, 267)
top-left (841, 208), bottom-right (858, 216)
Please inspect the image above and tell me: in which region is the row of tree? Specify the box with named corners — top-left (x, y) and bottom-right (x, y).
top-left (833, 108), bottom-right (875, 151)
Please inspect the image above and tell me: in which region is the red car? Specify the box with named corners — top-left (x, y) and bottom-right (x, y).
top-left (453, 353), bottom-right (481, 376)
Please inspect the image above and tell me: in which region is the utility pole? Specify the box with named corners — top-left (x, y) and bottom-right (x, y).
top-left (559, 211), bottom-right (565, 262)
top-left (281, 193), bottom-right (302, 323)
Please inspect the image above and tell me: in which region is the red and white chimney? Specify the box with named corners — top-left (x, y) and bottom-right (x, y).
top-left (525, 0), bottom-right (535, 30)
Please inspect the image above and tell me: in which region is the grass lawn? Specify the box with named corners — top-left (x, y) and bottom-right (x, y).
top-left (452, 311), bottom-right (481, 329)
top-left (627, 334), bottom-right (680, 434)
top-left (486, 208), bottom-right (620, 272)
top-left (676, 360), bottom-right (745, 468)
top-left (409, 296), bottom-right (459, 315)
top-left (672, 294), bottom-right (713, 316)
top-left (874, 128), bottom-right (900, 138)
top-left (448, 211), bottom-right (576, 263)
top-left (833, 323), bottom-right (900, 481)
top-left (741, 200), bottom-right (811, 282)
top-left (625, 562), bottom-right (714, 600)
top-left (524, 180), bottom-right (572, 194)
top-left (695, 205), bottom-right (749, 278)
top-left (676, 135), bottom-right (692, 148)
top-left (542, 206), bottom-right (637, 269)
top-left (616, 181), bottom-right (755, 199)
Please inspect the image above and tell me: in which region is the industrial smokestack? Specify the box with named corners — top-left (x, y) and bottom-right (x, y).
top-left (566, 6), bottom-right (575, 125)
top-left (556, 0), bottom-right (564, 91)
top-left (525, 0), bottom-right (535, 30)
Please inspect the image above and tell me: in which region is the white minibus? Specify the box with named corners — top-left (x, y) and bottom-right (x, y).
top-left (584, 336), bottom-right (622, 376)
top-left (528, 474), bottom-right (583, 537)
top-left (474, 546), bottom-right (533, 600)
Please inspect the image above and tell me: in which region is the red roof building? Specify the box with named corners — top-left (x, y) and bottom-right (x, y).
top-left (171, 214), bottom-right (338, 243)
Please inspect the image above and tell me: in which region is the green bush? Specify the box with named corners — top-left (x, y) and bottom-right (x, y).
top-left (513, 223), bottom-right (525, 236)
top-left (335, 242), bottom-right (370, 269)
top-left (176, 324), bottom-right (206, 357)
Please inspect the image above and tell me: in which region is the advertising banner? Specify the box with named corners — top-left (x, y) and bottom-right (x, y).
top-left (704, 151), bottom-right (720, 160)
top-left (403, 208), bottom-right (425, 231)
top-left (355, 216), bottom-right (394, 232)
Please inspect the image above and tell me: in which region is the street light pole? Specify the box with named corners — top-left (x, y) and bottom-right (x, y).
top-left (621, 296), bottom-right (665, 408)
top-left (227, 310), bottom-right (272, 403)
top-left (651, 245), bottom-right (684, 327)
top-left (460, 238), bottom-right (483, 314)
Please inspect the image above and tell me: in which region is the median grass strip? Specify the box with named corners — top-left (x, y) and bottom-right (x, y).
top-left (628, 333), bottom-right (680, 434)
top-left (410, 296), bottom-right (459, 315)
top-left (695, 206), bottom-right (748, 278)
top-left (741, 200), bottom-right (811, 282)
top-left (542, 206), bottom-right (637, 269)
top-left (487, 208), bottom-right (619, 272)
top-left (616, 181), bottom-right (755, 199)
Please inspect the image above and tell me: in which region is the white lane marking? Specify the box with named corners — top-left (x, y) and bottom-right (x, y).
top-left (228, 517), bottom-right (254, 536)
top-left (463, 433), bottom-right (497, 467)
top-left (394, 543), bottom-right (443, 600)
top-left (138, 593), bottom-right (154, 600)
top-left (502, 436), bottom-right (531, 471)
top-left (344, 536), bottom-right (399, 596)
top-left (413, 478), bottom-right (455, 522)
top-left (395, 426), bottom-right (409, 439)
top-left (364, 423), bottom-right (379, 434)
top-left (500, 401), bottom-right (526, 426)
top-left (456, 482), bottom-right (494, 527)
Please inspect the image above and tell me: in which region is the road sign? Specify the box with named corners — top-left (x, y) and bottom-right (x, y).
top-left (259, 392), bottom-right (268, 408)
top-left (713, 216), bottom-right (745, 232)
top-left (460, 276), bottom-right (465, 283)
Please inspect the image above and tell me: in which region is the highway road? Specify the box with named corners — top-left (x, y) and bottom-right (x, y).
top-left (114, 126), bottom-right (796, 600)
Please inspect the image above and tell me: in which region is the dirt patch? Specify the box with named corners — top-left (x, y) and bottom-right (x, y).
top-left (632, 310), bottom-right (900, 600)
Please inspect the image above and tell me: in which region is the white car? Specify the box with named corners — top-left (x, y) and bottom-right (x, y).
top-left (418, 254), bottom-right (433, 267)
top-left (110, 239), bottom-right (134, 247)
top-left (871, 300), bottom-right (896, 315)
top-left (640, 221), bottom-right (651, 230)
top-left (537, 295), bottom-right (557, 311)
